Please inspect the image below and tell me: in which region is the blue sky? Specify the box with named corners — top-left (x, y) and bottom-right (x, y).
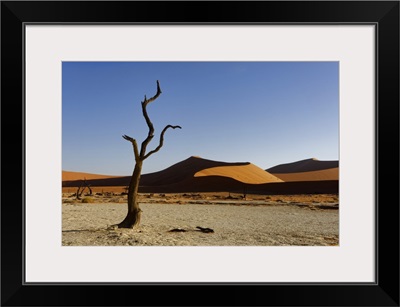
top-left (62, 62), bottom-right (339, 175)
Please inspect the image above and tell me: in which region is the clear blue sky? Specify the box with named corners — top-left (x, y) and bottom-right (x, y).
top-left (62, 62), bottom-right (339, 175)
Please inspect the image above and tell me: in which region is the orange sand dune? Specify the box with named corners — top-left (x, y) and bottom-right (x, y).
top-left (271, 168), bottom-right (338, 182)
top-left (62, 171), bottom-right (121, 181)
top-left (63, 156), bottom-right (282, 188)
top-left (62, 156), bottom-right (338, 194)
top-left (195, 163), bottom-right (283, 184)
top-left (267, 158), bottom-right (338, 173)
top-left (267, 158), bottom-right (339, 182)
top-left (140, 156), bottom-right (282, 186)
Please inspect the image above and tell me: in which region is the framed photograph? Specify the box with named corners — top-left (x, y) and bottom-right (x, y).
top-left (2, 1), bottom-right (399, 306)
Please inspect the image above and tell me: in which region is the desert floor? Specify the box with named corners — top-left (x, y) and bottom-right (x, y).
top-left (62, 193), bottom-right (339, 246)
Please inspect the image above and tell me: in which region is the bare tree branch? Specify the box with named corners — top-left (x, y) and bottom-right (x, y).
top-left (141, 80), bottom-right (161, 130)
top-left (143, 125), bottom-right (182, 160)
top-left (142, 80), bottom-right (162, 107)
top-left (123, 134), bottom-right (140, 160)
top-left (140, 80), bottom-right (162, 157)
top-left (141, 102), bottom-right (155, 139)
top-left (140, 134), bottom-right (154, 158)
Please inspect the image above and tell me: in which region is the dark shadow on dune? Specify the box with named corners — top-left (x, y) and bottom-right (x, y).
top-left (63, 176), bottom-right (131, 188)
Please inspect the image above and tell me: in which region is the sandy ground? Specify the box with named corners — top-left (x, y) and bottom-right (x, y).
top-left (62, 193), bottom-right (338, 246)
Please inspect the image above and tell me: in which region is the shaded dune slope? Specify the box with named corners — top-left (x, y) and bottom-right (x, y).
top-left (139, 179), bottom-right (339, 195)
top-left (267, 158), bottom-right (338, 173)
top-left (140, 156), bottom-right (245, 186)
top-left (267, 158), bottom-right (339, 182)
top-left (141, 156), bottom-right (282, 186)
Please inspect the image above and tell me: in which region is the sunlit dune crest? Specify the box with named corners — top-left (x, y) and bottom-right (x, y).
top-left (195, 164), bottom-right (283, 184)
top-left (139, 156), bottom-right (252, 186)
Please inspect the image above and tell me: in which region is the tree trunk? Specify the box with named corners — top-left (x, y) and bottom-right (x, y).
top-left (118, 161), bottom-right (143, 228)
top-left (116, 81), bottom-right (181, 229)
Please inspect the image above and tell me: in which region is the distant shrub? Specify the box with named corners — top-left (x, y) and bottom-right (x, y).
top-left (81, 197), bottom-right (94, 203)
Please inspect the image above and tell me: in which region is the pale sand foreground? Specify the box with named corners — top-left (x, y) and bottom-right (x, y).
top-left (62, 201), bottom-right (338, 246)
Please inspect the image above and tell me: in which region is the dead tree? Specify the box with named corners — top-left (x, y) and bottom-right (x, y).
top-left (75, 178), bottom-right (92, 200)
top-left (117, 80), bottom-right (181, 228)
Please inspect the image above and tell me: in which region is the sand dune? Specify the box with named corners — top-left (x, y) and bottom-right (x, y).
top-left (140, 156), bottom-right (266, 185)
top-left (62, 156), bottom-right (338, 194)
top-left (195, 163), bottom-right (283, 184)
top-left (63, 156), bottom-right (281, 193)
top-left (267, 158), bottom-right (339, 182)
top-left (63, 156), bottom-right (276, 187)
top-left (267, 158), bottom-right (338, 173)
top-left (137, 156), bottom-right (281, 186)
top-left (270, 168), bottom-right (339, 182)
top-left (62, 170), bottom-right (121, 181)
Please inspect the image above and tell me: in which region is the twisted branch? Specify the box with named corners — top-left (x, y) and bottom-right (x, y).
top-left (124, 80), bottom-right (181, 162)
top-left (143, 125), bottom-right (182, 160)
top-left (140, 80), bottom-right (162, 156)
top-left (142, 80), bottom-right (162, 107)
top-left (123, 134), bottom-right (140, 160)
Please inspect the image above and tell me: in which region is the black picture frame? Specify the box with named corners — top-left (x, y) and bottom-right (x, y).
top-left (1, 1), bottom-right (399, 306)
